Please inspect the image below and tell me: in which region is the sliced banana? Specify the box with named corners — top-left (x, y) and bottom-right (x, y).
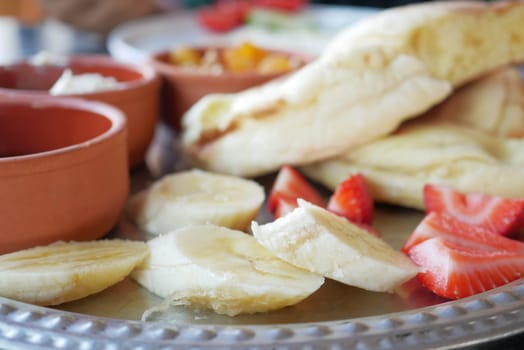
top-left (251, 199), bottom-right (418, 292)
top-left (0, 240), bottom-right (148, 306)
top-left (126, 169), bottom-right (265, 235)
top-left (131, 224), bottom-right (324, 317)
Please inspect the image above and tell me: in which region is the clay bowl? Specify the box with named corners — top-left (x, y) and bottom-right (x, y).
top-left (150, 46), bottom-right (310, 131)
top-left (0, 96), bottom-right (129, 254)
top-left (0, 55), bottom-right (161, 168)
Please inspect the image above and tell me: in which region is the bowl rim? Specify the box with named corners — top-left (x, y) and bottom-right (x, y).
top-left (149, 47), bottom-right (312, 80)
top-left (0, 95), bottom-right (126, 167)
top-left (0, 54), bottom-right (159, 97)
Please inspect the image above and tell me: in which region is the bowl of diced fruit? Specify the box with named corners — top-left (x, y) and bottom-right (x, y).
top-left (149, 41), bottom-right (310, 131)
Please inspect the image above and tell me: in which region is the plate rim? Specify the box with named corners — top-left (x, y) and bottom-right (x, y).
top-left (2, 277), bottom-right (524, 349)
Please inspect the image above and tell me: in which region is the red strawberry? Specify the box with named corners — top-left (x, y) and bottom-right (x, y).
top-left (408, 237), bottom-right (524, 299)
top-left (267, 166), bottom-right (325, 218)
top-left (196, 0), bottom-right (252, 33)
top-left (402, 212), bottom-right (524, 254)
top-left (272, 195), bottom-right (297, 218)
top-left (396, 278), bottom-right (448, 308)
top-left (423, 184), bottom-right (524, 236)
top-left (327, 173), bottom-right (373, 225)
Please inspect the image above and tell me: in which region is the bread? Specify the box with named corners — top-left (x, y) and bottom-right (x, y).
top-left (302, 121), bottom-right (524, 209)
top-left (323, 1), bottom-right (524, 87)
top-left (426, 66), bottom-right (524, 138)
top-left (302, 66), bottom-right (524, 209)
top-left (181, 1), bottom-right (524, 177)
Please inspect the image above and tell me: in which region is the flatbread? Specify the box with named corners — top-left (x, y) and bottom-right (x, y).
top-left (302, 68), bottom-right (524, 209)
top-left (181, 1), bottom-right (524, 177)
top-left (426, 66), bottom-right (524, 138)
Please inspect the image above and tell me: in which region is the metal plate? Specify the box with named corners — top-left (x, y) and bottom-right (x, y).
top-left (2, 124), bottom-right (524, 349)
top-left (2, 283), bottom-right (524, 349)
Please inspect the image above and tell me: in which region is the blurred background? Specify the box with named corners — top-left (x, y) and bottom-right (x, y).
top-left (0, 0), bottom-right (430, 64)
top-left (0, 0), bottom-right (105, 63)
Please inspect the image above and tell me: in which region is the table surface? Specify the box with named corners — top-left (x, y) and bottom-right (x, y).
top-left (1, 12), bottom-right (524, 350)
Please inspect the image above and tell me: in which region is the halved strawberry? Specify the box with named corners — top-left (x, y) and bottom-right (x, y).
top-left (408, 237), bottom-right (524, 299)
top-left (402, 212), bottom-right (524, 254)
top-left (423, 184), bottom-right (524, 236)
top-left (327, 173), bottom-right (373, 225)
top-left (267, 165), bottom-right (325, 218)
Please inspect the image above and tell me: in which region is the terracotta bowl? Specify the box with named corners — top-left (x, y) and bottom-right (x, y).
top-left (150, 47), bottom-right (309, 131)
top-left (0, 96), bottom-right (129, 254)
top-left (0, 55), bottom-right (161, 168)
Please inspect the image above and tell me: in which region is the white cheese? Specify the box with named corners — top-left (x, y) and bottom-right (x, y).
top-left (49, 69), bottom-right (120, 95)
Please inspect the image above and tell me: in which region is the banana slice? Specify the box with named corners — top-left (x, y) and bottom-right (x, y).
top-left (251, 200), bottom-right (418, 292)
top-left (127, 169), bottom-right (265, 235)
top-left (131, 224), bottom-right (324, 317)
top-left (0, 240), bottom-right (148, 306)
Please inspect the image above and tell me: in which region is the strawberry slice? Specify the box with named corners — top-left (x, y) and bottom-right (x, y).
top-left (272, 195), bottom-right (297, 218)
top-left (267, 166), bottom-right (325, 218)
top-left (327, 173), bottom-right (373, 225)
top-left (402, 212), bottom-right (524, 254)
top-left (423, 184), bottom-right (524, 236)
top-left (407, 237), bottom-right (524, 299)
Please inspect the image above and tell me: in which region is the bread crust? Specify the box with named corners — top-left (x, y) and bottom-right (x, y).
top-left (182, 1), bottom-right (524, 177)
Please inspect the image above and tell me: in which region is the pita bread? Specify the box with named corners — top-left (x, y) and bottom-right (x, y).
top-left (302, 67), bottom-right (524, 209)
top-left (426, 66), bottom-right (524, 137)
top-left (181, 1), bottom-right (524, 177)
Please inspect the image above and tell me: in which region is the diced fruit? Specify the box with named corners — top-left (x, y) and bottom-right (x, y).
top-left (168, 46), bottom-right (201, 66)
top-left (402, 212), bottom-right (524, 254)
top-left (196, 0), bottom-right (307, 33)
top-left (167, 41), bottom-right (301, 75)
top-left (423, 184), bottom-right (524, 236)
top-left (327, 173), bottom-right (373, 225)
top-left (407, 237), bottom-right (524, 299)
top-left (267, 165), bottom-right (325, 218)
top-left (257, 54), bottom-right (294, 74)
top-left (222, 42), bottom-right (267, 73)
top-left (132, 224), bottom-right (324, 317)
top-left (253, 200), bottom-right (418, 292)
top-left (196, 1), bottom-right (251, 33)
